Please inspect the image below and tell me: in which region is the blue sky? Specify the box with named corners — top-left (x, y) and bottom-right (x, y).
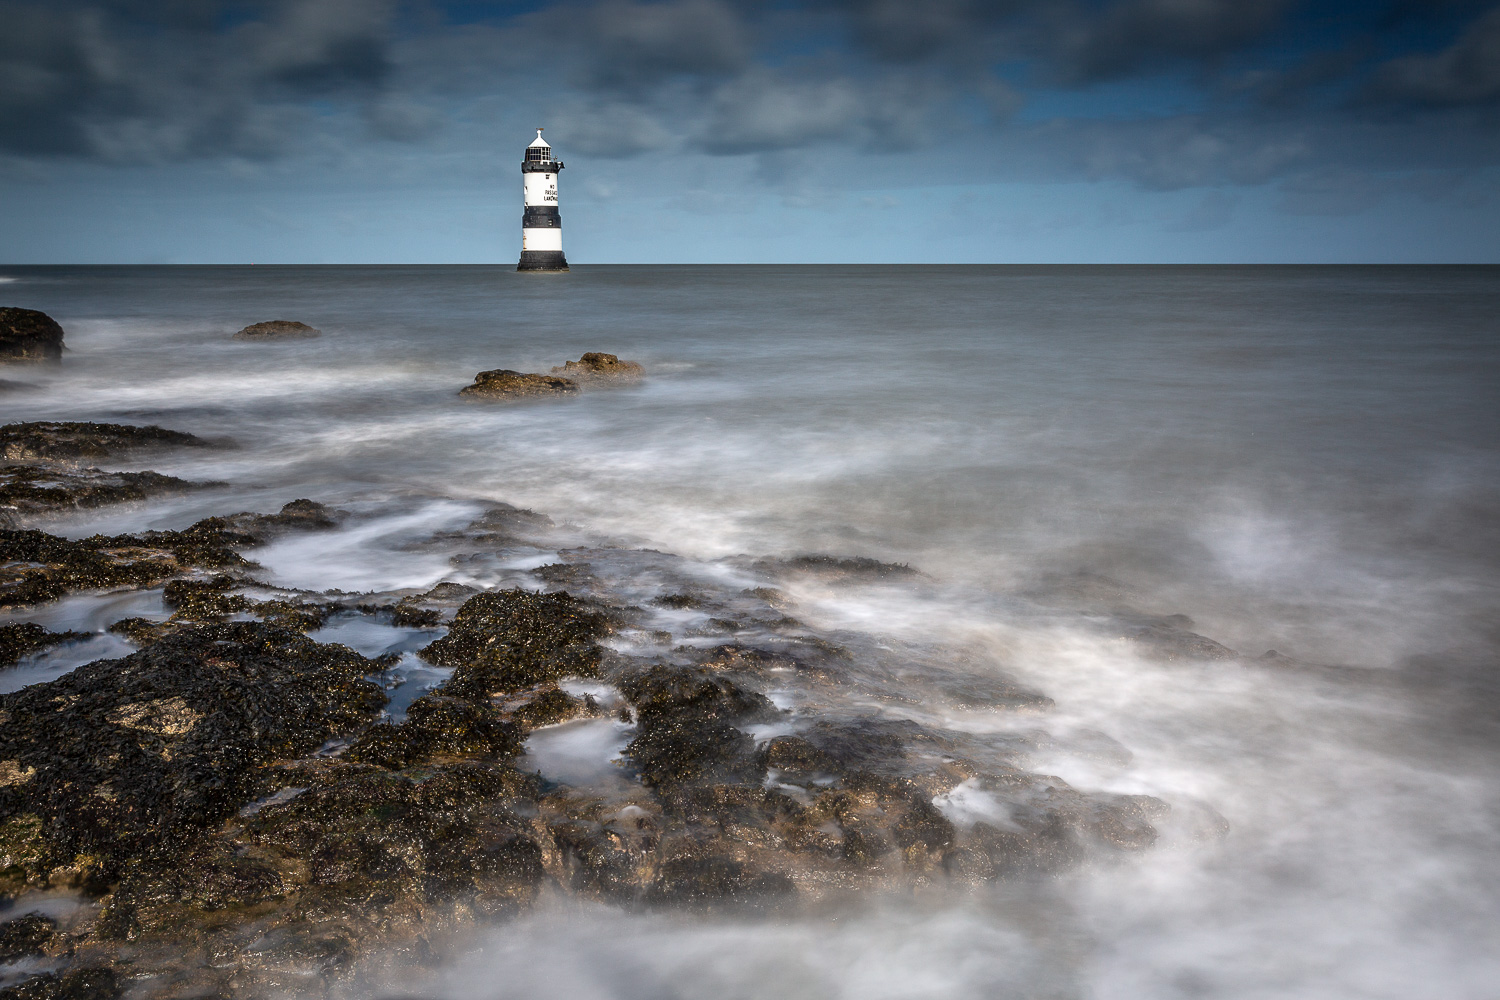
top-left (2, 0), bottom-right (1498, 263)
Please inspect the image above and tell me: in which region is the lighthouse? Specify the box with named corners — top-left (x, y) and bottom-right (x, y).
top-left (518, 128), bottom-right (567, 272)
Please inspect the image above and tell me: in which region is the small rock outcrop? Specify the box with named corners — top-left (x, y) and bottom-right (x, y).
top-left (0, 308), bottom-right (65, 363)
top-left (459, 369), bottom-right (579, 400)
top-left (551, 352), bottom-right (644, 380)
top-left (232, 320), bottom-right (320, 341)
top-left (1, 421), bottom-right (208, 462)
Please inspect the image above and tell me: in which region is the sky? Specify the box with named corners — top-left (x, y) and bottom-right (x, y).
top-left (1, 0), bottom-right (1499, 263)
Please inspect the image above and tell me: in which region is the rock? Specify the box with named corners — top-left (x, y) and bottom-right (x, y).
top-left (753, 554), bottom-right (925, 581)
top-left (231, 320), bottom-right (320, 341)
top-left (0, 309), bottom-right (64, 364)
top-left (550, 352), bottom-right (644, 380)
top-left (458, 369), bottom-right (578, 400)
top-left (0, 967), bottom-right (119, 999)
top-left (1, 501), bottom-right (346, 609)
top-left (419, 589), bottom-right (616, 698)
top-left (0, 912), bottom-right (55, 963)
top-left (0, 422), bottom-right (208, 462)
top-left (0, 521), bottom-right (253, 609)
top-left (1, 465), bottom-right (211, 518)
top-left (0, 622), bottom-right (387, 889)
top-left (1111, 614), bottom-right (1239, 662)
top-left (0, 623), bottom-right (90, 669)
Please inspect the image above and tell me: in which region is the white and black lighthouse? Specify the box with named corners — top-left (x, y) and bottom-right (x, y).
top-left (518, 128), bottom-right (567, 272)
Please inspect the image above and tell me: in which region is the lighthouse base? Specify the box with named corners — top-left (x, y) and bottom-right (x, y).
top-left (517, 251), bottom-right (569, 272)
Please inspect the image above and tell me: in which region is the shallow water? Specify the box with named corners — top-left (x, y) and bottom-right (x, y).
top-left (3, 264), bottom-right (1498, 998)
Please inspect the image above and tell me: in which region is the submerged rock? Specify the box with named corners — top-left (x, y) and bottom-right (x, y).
top-left (0, 466), bottom-right (211, 519)
top-left (754, 554), bottom-right (925, 581)
top-left (550, 352), bottom-right (644, 380)
top-left (458, 369), bottom-right (578, 400)
top-left (0, 422), bottom-right (209, 463)
top-left (231, 320), bottom-right (320, 341)
top-left (0, 500), bottom-right (345, 609)
top-left (0, 309), bottom-right (64, 364)
top-left (0, 623), bottom-right (89, 669)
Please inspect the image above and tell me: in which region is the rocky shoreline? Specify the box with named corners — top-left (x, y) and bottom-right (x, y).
top-left (0, 409), bottom-right (1240, 998)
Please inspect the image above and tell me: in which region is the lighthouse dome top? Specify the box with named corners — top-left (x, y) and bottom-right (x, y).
top-left (527, 128), bottom-right (550, 149)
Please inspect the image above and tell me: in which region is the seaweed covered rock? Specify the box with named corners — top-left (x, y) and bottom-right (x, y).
top-left (0, 622), bottom-right (387, 889)
top-left (98, 761), bottom-right (546, 981)
top-left (458, 370), bottom-right (578, 400)
top-left (0, 912), bottom-right (55, 963)
top-left (420, 589), bottom-right (614, 698)
top-left (550, 352), bottom-right (644, 380)
top-left (753, 554), bottom-right (924, 581)
top-left (0, 520), bottom-right (253, 609)
top-left (0, 501), bottom-right (345, 609)
top-left (0, 422), bottom-right (208, 462)
top-left (0, 623), bottom-right (88, 669)
top-left (0, 466), bottom-right (210, 517)
top-left (0, 309), bottom-right (64, 364)
top-left (345, 695), bottom-right (524, 769)
top-left (0, 967), bottom-right (119, 1000)
top-left (231, 320), bottom-right (320, 341)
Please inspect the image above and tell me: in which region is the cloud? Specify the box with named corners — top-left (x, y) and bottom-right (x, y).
top-left (1368, 5), bottom-right (1500, 107)
top-left (695, 69), bottom-right (936, 154)
top-left (559, 0), bottom-right (750, 90)
top-left (1049, 0), bottom-right (1291, 83)
top-left (0, 0), bottom-right (400, 161)
top-left (548, 100), bottom-right (673, 157)
top-left (1038, 115), bottom-right (1310, 190)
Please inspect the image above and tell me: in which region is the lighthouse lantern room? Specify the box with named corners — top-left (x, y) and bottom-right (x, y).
top-left (518, 128), bottom-right (568, 272)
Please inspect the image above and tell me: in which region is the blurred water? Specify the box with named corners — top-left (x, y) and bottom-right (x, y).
top-left (3, 264), bottom-right (1498, 999)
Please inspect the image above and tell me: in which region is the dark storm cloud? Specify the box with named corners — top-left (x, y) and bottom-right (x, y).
top-left (2, 0), bottom-right (1498, 199)
top-left (0, 0), bottom-right (397, 160)
top-left (1368, 5), bottom-right (1500, 106)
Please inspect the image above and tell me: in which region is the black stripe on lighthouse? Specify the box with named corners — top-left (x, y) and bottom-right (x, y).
top-left (523, 206), bottom-right (561, 228)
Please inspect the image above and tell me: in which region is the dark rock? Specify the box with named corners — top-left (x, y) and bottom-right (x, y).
top-left (618, 666), bottom-right (779, 797)
top-left (1, 503), bottom-right (344, 610)
top-left (510, 687), bottom-right (590, 728)
top-left (550, 353), bottom-right (644, 380)
top-left (0, 520), bottom-right (253, 610)
top-left (0, 422), bottom-right (207, 462)
top-left (419, 590), bottom-right (614, 698)
top-left (458, 370), bottom-right (578, 400)
top-left (1113, 616), bottom-right (1238, 661)
top-left (0, 967), bottom-right (119, 1000)
top-left (0, 309), bottom-right (64, 364)
top-left (101, 761), bottom-right (545, 946)
top-left (0, 624), bottom-right (89, 669)
top-left (231, 321), bottom-right (320, 341)
top-left (646, 847), bottom-right (793, 909)
top-left (0, 622), bottom-right (386, 888)
top-left (0, 465), bottom-right (213, 517)
top-left (755, 554), bottom-right (924, 581)
top-left (0, 912), bottom-right (54, 963)
top-left (345, 695), bottom-right (524, 769)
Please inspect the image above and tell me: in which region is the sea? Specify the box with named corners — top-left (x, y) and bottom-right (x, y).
top-left (2, 264), bottom-right (1498, 999)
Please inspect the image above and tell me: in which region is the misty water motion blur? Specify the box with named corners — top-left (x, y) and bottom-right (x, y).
top-left (2, 265), bottom-right (1498, 998)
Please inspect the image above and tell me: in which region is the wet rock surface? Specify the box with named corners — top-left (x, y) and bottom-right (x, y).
top-left (232, 321), bottom-right (321, 341)
top-left (0, 467), bottom-right (211, 521)
top-left (0, 625), bottom-right (89, 669)
top-left (458, 370), bottom-right (578, 400)
top-left (0, 484), bottom-right (1243, 997)
top-left (1, 424), bottom-right (210, 464)
top-left (550, 352), bottom-right (644, 380)
top-left (0, 500), bottom-right (343, 609)
top-left (0, 310), bottom-right (64, 364)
